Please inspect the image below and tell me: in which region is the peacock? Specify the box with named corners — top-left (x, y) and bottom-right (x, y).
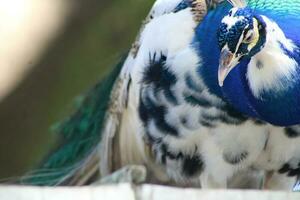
top-left (206, 0), bottom-right (300, 127)
top-left (22, 0), bottom-right (300, 191)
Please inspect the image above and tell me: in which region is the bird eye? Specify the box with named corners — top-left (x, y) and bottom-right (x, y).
top-left (243, 31), bottom-right (254, 43)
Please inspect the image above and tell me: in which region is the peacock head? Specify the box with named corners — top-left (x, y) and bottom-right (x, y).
top-left (217, 7), bottom-right (267, 86)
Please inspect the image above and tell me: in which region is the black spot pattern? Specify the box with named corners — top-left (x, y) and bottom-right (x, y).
top-left (278, 163), bottom-right (291, 174)
top-left (253, 119), bottom-right (266, 125)
top-left (125, 77), bottom-right (132, 107)
top-left (158, 142), bottom-right (204, 177)
top-left (200, 106), bottom-right (246, 126)
top-left (185, 95), bottom-right (212, 108)
top-left (163, 88), bottom-right (178, 105)
top-left (180, 116), bottom-right (198, 130)
top-left (180, 117), bottom-right (188, 125)
top-left (285, 127), bottom-right (300, 138)
top-left (160, 143), bottom-right (168, 164)
top-left (139, 95), bottom-right (150, 123)
top-left (139, 94), bottom-right (178, 136)
top-left (139, 53), bottom-right (179, 137)
top-left (218, 104), bottom-right (247, 125)
top-left (185, 74), bottom-right (204, 93)
top-left (223, 151), bottom-right (249, 165)
top-left (199, 119), bottom-right (216, 128)
top-left (137, 48), bottom-right (255, 183)
top-left (182, 155), bottom-right (204, 177)
top-left (142, 53), bottom-right (178, 105)
top-left (263, 132), bottom-right (270, 151)
top-left (184, 92), bottom-right (247, 125)
top-left (160, 143), bottom-right (184, 164)
top-left (256, 60), bottom-right (264, 69)
top-left (278, 162), bottom-right (300, 177)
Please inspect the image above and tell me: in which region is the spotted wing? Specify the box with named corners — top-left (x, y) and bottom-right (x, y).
top-left (99, 0), bottom-right (217, 179)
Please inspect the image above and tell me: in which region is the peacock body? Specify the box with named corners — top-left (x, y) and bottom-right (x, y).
top-left (23, 0), bottom-right (300, 191)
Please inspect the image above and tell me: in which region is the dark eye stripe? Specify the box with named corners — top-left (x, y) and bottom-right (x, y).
top-left (245, 33), bottom-right (254, 43)
top-left (243, 28), bottom-right (250, 38)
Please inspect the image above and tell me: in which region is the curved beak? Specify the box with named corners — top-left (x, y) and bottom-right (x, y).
top-left (218, 49), bottom-right (240, 87)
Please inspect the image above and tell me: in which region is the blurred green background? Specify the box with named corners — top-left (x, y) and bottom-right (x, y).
top-left (0, 0), bottom-right (154, 180)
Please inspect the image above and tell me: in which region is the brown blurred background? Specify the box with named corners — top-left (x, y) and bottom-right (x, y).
top-left (0, 0), bottom-right (154, 179)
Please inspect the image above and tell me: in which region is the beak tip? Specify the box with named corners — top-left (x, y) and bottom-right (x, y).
top-left (218, 80), bottom-right (224, 87)
top-left (218, 67), bottom-right (225, 87)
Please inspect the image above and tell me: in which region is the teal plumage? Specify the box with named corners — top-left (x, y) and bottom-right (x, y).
top-left (247, 0), bottom-right (300, 44)
top-left (247, 0), bottom-right (300, 18)
top-left (22, 55), bottom-right (126, 186)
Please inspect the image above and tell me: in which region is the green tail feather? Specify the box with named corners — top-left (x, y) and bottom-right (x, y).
top-left (22, 54), bottom-right (127, 186)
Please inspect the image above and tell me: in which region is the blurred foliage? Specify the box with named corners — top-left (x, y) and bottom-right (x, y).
top-left (0, 0), bottom-right (154, 179)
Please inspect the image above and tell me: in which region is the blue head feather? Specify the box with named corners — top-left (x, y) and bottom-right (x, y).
top-left (218, 8), bottom-right (254, 52)
top-left (217, 7), bottom-right (267, 59)
top-left (193, 2), bottom-right (259, 118)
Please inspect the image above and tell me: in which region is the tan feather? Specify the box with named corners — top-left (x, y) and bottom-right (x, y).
top-left (227, 0), bottom-right (247, 8)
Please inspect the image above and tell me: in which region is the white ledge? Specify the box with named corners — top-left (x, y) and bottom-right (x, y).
top-left (0, 184), bottom-right (299, 200)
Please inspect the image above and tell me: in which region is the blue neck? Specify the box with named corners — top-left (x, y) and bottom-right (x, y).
top-left (193, 2), bottom-right (259, 118)
top-left (193, 3), bottom-right (300, 126)
top-left (243, 45), bottom-right (300, 126)
top-left (232, 15), bottom-right (300, 126)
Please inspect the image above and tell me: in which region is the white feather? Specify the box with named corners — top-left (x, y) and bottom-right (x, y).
top-left (221, 8), bottom-right (245, 30)
top-left (99, 0), bottom-right (197, 180)
top-left (151, 0), bottom-right (183, 17)
top-left (247, 16), bottom-right (298, 98)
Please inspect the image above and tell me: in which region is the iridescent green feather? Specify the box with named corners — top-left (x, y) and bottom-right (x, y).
top-left (22, 54), bottom-right (127, 186)
top-left (247, 0), bottom-right (300, 18)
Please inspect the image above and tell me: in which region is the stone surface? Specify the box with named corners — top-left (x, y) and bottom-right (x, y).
top-left (0, 184), bottom-right (299, 200)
